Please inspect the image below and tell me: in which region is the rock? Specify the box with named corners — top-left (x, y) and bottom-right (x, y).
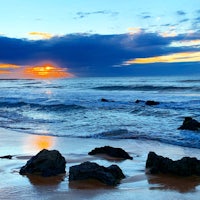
top-left (101, 98), bottom-right (114, 102)
top-left (88, 146), bottom-right (133, 160)
top-left (135, 99), bottom-right (145, 104)
top-left (178, 117), bottom-right (200, 131)
top-left (0, 155), bottom-right (12, 159)
top-left (145, 100), bottom-right (160, 106)
top-left (19, 149), bottom-right (66, 177)
top-left (146, 151), bottom-right (200, 176)
top-left (69, 161), bottom-right (125, 186)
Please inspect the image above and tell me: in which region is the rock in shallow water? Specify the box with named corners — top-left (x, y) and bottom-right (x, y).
top-left (178, 117), bottom-right (200, 131)
top-left (69, 161), bottom-right (125, 186)
top-left (88, 146), bottom-right (133, 160)
top-left (146, 151), bottom-right (200, 176)
top-left (19, 149), bottom-right (66, 177)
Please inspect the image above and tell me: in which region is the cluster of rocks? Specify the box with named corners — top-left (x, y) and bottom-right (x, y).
top-left (16, 143), bottom-right (200, 187)
top-left (19, 146), bottom-right (132, 186)
top-left (15, 115), bottom-right (200, 186)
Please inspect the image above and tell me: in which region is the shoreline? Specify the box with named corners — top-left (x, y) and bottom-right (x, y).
top-left (1, 128), bottom-right (200, 199)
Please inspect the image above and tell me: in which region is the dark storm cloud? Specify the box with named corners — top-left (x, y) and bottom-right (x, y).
top-left (0, 31), bottom-right (200, 76)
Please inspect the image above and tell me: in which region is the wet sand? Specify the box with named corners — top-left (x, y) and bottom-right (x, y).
top-left (1, 128), bottom-right (200, 200)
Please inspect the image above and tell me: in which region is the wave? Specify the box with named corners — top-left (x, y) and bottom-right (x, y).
top-left (93, 85), bottom-right (195, 91)
top-left (0, 101), bottom-right (86, 111)
top-left (179, 79), bottom-right (200, 83)
top-left (83, 129), bottom-right (200, 149)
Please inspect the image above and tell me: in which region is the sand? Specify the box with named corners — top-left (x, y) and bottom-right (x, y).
top-left (0, 128), bottom-right (200, 200)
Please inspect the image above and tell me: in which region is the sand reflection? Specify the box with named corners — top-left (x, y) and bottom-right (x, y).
top-left (23, 134), bottom-right (56, 152)
top-left (148, 174), bottom-right (200, 193)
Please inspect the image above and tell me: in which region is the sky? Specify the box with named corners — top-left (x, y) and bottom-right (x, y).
top-left (0, 0), bottom-right (200, 78)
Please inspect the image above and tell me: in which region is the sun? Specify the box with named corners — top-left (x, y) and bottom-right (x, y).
top-left (23, 63), bottom-right (74, 79)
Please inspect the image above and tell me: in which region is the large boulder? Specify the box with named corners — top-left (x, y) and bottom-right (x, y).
top-left (146, 151), bottom-right (200, 176)
top-left (178, 117), bottom-right (200, 131)
top-left (19, 149), bottom-right (66, 177)
top-left (69, 161), bottom-right (125, 186)
top-left (88, 146), bottom-right (133, 160)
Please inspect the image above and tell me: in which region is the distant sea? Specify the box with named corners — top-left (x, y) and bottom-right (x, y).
top-left (0, 76), bottom-right (200, 148)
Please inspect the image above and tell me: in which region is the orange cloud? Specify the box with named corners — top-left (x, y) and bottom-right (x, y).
top-left (0, 63), bottom-right (20, 69)
top-left (23, 62), bottom-right (74, 79)
top-left (0, 63), bottom-right (21, 76)
top-left (29, 32), bottom-right (53, 39)
top-left (123, 52), bottom-right (200, 65)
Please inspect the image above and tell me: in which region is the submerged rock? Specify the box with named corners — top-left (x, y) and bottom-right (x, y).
top-left (178, 117), bottom-right (200, 131)
top-left (19, 149), bottom-right (66, 177)
top-left (69, 161), bottom-right (125, 186)
top-left (135, 99), bottom-right (159, 106)
top-left (145, 100), bottom-right (160, 106)
top-left (88, 146), bottom-right (133, 160)
top-left (0, 155), bottom-right (12, 159)
top-left (146, 151), bottom-right (200, 176)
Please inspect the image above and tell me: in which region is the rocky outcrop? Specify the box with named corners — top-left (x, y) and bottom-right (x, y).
top-left (69, 161), bottom-right (125, 186)
top-left (146, 151), bottom-right (200, 176)
top-left (19, 149), bottom-right (66, 177)
top-left (0, 155), bottom-right (12, 159)
top-left (178, 117), bottom-right (200, 131)
top-left (88, 146), bottom-right (133, 160)
top-left (135, 99), bottom-right (159, 106)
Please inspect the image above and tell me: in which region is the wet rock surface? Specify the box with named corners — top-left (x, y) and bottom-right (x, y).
top-left (69, 161), bottom-right (125, 186)
top-left (178, 117), bottom-right (200, 131)
top-left (146, 151), bottom-right (200, 176)
top-left (19, 149), bottom-right (66, 177)
top-left (88, 146), bottom-right (133, 160)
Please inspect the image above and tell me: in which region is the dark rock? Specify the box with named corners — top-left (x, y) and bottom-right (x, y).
top-left (0, 155), bottom-right (12, 159)
top-left (69, 161), bottom-right (125, 186)
top-left (146, 151), bottom-right (200, 176)
top-left (19, 149), bottom-right (66, 177)
top-left (88, 146), bottom-right (133, 160)
top-left (135, 99), bottom-right (145, 103)
top-left (178, 117), bottom-right (200, 131)
top-left (101, 98), bottom-right (114, 102)
top-left (145, 100), bottom-right (160, 106)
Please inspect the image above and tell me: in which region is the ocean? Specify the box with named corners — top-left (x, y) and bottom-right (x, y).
top-left (0, 76), bottom-right (200, 149)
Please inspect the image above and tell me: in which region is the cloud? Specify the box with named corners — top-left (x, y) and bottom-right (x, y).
top-left (123, 52), bottom-right (200, 65)
top-left (29, 32), bottom-right (53, 39)
top-left (176, 10), bottom-right (186, 16)
top-left (0, 31), bottom-right (200, 77)
top-left (75, 10), bottom-right (119, 19)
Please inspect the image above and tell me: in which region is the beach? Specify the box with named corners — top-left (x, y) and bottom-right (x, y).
top-left (1, 128), bottom-right (200, 200)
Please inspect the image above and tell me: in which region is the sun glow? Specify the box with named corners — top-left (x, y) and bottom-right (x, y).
top-left (23, 63), bottom-right (74, 79)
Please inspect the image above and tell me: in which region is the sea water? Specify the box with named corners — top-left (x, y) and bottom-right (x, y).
top-left (0, 76), bottom-right (200, 148)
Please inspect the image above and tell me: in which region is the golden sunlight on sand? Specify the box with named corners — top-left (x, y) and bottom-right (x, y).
top-left (24, 135), bottom-right (55, 152)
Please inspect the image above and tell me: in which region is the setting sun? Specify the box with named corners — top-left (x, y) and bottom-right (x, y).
top-left (23, 63), bottom-right (74, 79)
